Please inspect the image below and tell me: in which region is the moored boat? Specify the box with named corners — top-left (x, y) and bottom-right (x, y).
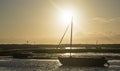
top-left (58, 57), bottom-right (109, 67)
top-left (58, 17), bottom-right (109, 67)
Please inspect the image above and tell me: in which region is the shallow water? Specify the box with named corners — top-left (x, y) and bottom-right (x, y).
top-left (0, 58), bottom-right (120, 71)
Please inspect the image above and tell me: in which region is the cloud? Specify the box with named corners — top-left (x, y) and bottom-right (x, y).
top-left (75, 31), bottom-right (120, 44)
top-left (88, 17), bottom-right (120, 24)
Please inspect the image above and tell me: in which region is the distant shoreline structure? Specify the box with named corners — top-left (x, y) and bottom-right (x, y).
top-left (0, 43), bottom-right (120, 45)
top-left (0, 44), bottom-right (120, 48)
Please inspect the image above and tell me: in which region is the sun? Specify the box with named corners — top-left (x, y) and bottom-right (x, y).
top-left (58, 9), bottom-right (85, 35)
top-left (62, 11), bottom-right (73, 22)
top-left (59, 10), bottom-right (73, 26)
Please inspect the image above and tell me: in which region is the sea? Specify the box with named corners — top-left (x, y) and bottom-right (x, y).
top-left (0, 53), bottom-right (120, 71)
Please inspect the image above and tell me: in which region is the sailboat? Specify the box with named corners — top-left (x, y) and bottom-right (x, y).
top-left (58, 17), bottom-right (109, 67)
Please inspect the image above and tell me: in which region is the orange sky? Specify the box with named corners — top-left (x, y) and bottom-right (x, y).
top-left (0, 0), bottom-right (120, 44)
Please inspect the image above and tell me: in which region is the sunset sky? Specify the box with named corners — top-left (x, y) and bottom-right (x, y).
top-left (0, 0), bottom-right (120, 44)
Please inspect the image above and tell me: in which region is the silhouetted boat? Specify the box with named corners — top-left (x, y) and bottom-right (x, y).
top-left (58, 17), bottom-right (109, 67)
top-left (58, 57), bottom-right (109, 67)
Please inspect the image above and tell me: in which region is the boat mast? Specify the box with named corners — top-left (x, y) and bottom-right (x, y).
top-left (70, 17), bottom-right (73, 57)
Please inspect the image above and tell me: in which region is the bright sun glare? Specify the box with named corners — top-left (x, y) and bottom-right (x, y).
top-left (60, 10), bottom-right (73, 25)
top-left (59, 9), bottom-right (85, 34)
top-left (62, 11), bottom-right (73, 22)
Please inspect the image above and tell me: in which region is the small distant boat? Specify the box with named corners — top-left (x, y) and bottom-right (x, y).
top-left (58, 17), bottom-right (109, 67)
top-left (12, 52), bottom-right (33, 59)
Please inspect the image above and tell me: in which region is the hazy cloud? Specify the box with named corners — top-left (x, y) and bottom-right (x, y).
top-left (75, 31), bottom-right (120, 44)
top-left (89, 17), bottom-right (120, 24)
